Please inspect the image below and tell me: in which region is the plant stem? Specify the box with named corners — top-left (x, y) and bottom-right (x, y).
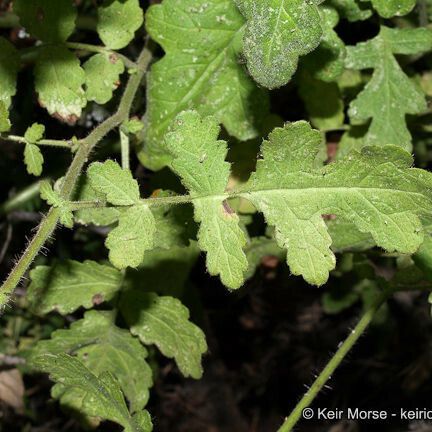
top-left (1, 134), bottom-right (75, 149)
top-left (65, 43), bottom-right (137, 69)
top-left (277, 287), bottom-right (393, 432)
top-left (0, 43), bottom-right (152, 310)
top-left (120, 130), bottom-right (130, 170)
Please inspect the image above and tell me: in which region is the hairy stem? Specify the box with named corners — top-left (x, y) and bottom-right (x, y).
top-left (1, 134), bottom-right (75, 149)
top-left (0, 43), bottom-right (152, 310)
top-left (277, 287), bottom-right (393, 432)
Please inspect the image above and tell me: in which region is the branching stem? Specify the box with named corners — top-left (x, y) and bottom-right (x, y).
top-left (0, 43), bottom-right (152, 311)
top-left (0, 134), bottom-right (76, 150)
top-left (277, 287), bottom-right (394, 432)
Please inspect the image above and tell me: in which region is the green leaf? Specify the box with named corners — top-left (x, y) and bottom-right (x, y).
top-left (88, 160), bottom-right (140, 206)
top-left (106, 204), bottom-right (156, 269)
top-left (122, 119), bottom-right (144, 135)
top-left (141, 0), bottom-right (268, 170)
top-left (24, 144), bottom-right (44, 177)
top-left (244, 121), bottom-right (432, 285)
top-left (329, 0), bottom-right (372, 21)
top-left (0, 37), bottom-right (20, 107)
top-left (39, 181), bottom-right (74, 228)
top-left (27, 260), bottom-right (123, 314)
top-left (97, 0), bottom-right (144, 50)
top-left (30, 311), bottom-right (152, 413)
top-left (346, 27), bottom-right (432, 152)
top-left (369, 0), bottom-right (416, 18)
top-left (14, 0), bottom-right (77, 42)
top-left (34, 46), bottom-right (86, 124)
top-left (235, 0), bottom-right (322, 89)
top-left (74, 176), bottom-right (121, 226)
top-left (165, 111), bottom-right (248, 289)
top-left (120, 291), bottom-right (207, 379)
top-left (303, 6), bottom-right (346, 82)
top-left (84, 53), bottom-right (125, 104)
top-left (0, 101), bottom-right (11, 133)
top-left (29, 353), bottom-right (153, 432)
top-left (24, 123), bottom-right (45, 144)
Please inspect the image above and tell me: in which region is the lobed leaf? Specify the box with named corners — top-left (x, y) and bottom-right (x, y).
top-left (120, 291), bottom-right (207, 379)
top-left (30, 353), bottom-right (153, 432)
top-left (106, 204), bottom-right (156, 269)
top-left (84, 53), bottom-right (125, 104)
top-left (24, 123), bottom-right (45, 144)
top-left (34, 46), bottom-right (86, 124)
top-left (30, 310), bottom-right (153, 413)
top-left (345, 27), bottom-right (432, 152)
top-left (141, 0), bottom-right (268, 170)
top-left (165, 111), bottom-right (248, 289)
top-left (27, 260), bottom-right (123, 314)
top-left (97, 0), bottom-right (144, 50)
top-left (328, 0), bottom-right (372, 21)
top-left (24, 144), bottom-right (44, 177)
top-left (235, 0), bottom-right (323, 89)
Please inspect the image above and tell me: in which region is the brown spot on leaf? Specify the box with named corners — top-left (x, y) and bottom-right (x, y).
top-left (222, 200), bottom-right (235, 216)
top-left (52, 112), bottom-right (79, 126)
top-left (109, 53), bottom-right (119, 64)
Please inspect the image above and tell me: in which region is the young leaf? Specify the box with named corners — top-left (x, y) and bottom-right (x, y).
top-left (0, 37), bottom-right (20, 107)
top-left (106, 204), bottom-right (156, 269)
top-left (39, 181), bottom-right (74, 228)
top-left (29, 353), bottom-right (153, 432)
top-left (346, 27), bottom-right (432, 152)
top-left (88, 160), bottom-right (139, 206)
top-left (97, 0), bottom-right (144, 50)
top-left (84, 53), bottom-right (125, 104)
top-left (25, 123), bottom-right (45, 144)
top-left (27, 260), bottom-right (123, 314)
top-left (24, 144), bottom-right (44, 177)
top-left (34, 46), bottom-right (86, 124)
top-left (235, 0), bottom-right (322, 89)
top-left (120, 291), bottom-right (207, 379)
top-left (141, 0), bottom-right (268, 170)
top-left (369, 0), bottom-right (416, 18)
top-left (0, 101), bottom-right (11, 133)
top-left (13, 0), bottom-right (77, 42)
top-left (165, 111), bottom-right (248, 289)
top-left (243, 121), bottom-right (432, 285)
top-left (30, 311), bottom-right (153, 413)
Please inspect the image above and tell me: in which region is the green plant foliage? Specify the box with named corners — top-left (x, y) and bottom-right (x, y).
top-left (27, 260), bottom-right (123, 314)
top-left (120, 290), bottom-right (207, 379)
top-left (84, 53), bottom-right (125, 104)
top-left (165, 111), bottom-right (248, 289)
top-left (13, 0), bottom-right (77, 42)
top-left (141, 0), bottom-right (268, 170)
top-left (235, 0), bottom-right (322, 89)
top-left (97, 0), bottom-right (144, 50)
top-left (40, 181), bottom-right (74, 228)
top-left (88, 161), bottom-right (156, 268)
top-left (30, 311), bottom-right (153, 413)
top-left (244, 121), bottom-right (432, 285)
top-left (329, 0), bottom-right (372, 21)
top-left (0, 101), bottom-right (10, 132)
top-left (0, 37), bottom-right (19, 107)
top-left (304, 5), bottom-right (346, 82)
top-left (346, 27), bottom-right (432, 152)
top-left (29, 353), bottom-right (153, 432)
top-left (34, 46), bottom-right (86, 123)
top-left (368, 0), bottom-right (416, 18)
